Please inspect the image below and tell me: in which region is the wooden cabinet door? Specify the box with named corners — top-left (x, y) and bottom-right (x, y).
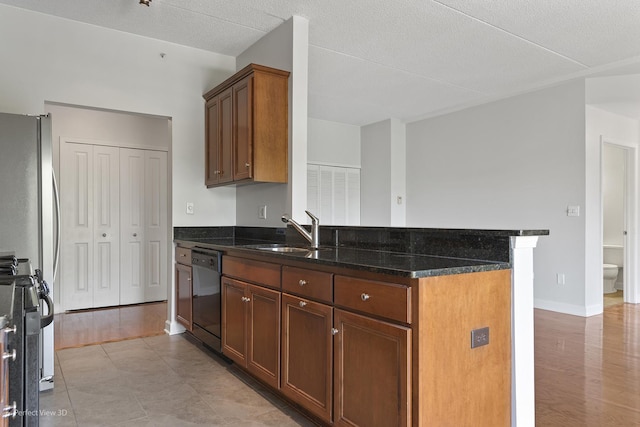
top-left (206, 89), bottom-right (233, 186)
top-left (222, 277), bottom-right (248, 365)
top-left (246, 284), bottom-right (280, 389)
top-left (233, 75), bottom-right (253, 181)
top-left (175, 263), bottom-right (192, 331)
top-left (205, 97), bottom-right (220, 186)
top-left (334, 309), bottom-right (411, 427)
top-left (218, 87), bottom-right (234, 184)
top-left (281, 294), bottom-right (333, 423)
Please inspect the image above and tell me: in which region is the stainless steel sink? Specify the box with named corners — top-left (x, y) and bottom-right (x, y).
top-left (256, 246), bottom-right (310, 253)
top-left (242, 244), bottom-right (329, 254)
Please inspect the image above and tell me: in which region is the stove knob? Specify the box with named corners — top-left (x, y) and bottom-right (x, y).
top-left (2, 401), bottom-right (17, 419)
top-left (2, 348), bottom-right (16, 362)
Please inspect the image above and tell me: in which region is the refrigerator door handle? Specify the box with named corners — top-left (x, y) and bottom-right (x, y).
top-left (52, 169), bottom-right (61, 282)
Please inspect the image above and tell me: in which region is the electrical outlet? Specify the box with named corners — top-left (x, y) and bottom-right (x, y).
top-left (258, 205), bottom-right (267, 219)
top-left (471, 327), bottom-right (490, 348)
top-left (186, 202), bottom-right (194, 215)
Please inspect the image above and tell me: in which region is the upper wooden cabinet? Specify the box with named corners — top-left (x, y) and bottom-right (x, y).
top-left (204, 64), bottom-right (290, 188)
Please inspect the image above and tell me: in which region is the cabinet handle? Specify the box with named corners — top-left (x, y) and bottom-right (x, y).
top-left (180, 253), bottom-right (186, 257)
top-left (298, 279), bottom-right (306, 286)
top-left (102, 233), bottom-right (107, 237)
top-left (361, 293), bottom-right (370, 301)
top-left (299, 301), bottom-right (307, 308)
top-left (187, 277), bottom-right (191, 281)
top-left (241, 296), bottom-right (251, 302)
top-left (331, 328), bottom-right (339, 335)
top-left (214, 170), bottom-right (219, 175)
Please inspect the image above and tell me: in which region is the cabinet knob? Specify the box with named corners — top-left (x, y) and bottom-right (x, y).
top-left (361, 293), bottom-right (370, 301)
top-left (245, 163), bottom-right (250, 168)
top-left (214, 170), bottom-right (220, 175)
top-left (241, 296), bottom-right (251, 302)
top-left (2, 348), bottom-right (16, 362)
top-left (187, 278), bottom-right (191, 282)
top-left (331, 328), bottom-right (339, 335)
top-left (133, 233), bottom-right (137, 237)
top-left (299, 301), bottom-right (307, 308)
top-left (102, 233), bottom-right (107, 237)
top-left (299, 279), bottom-right (306, 286)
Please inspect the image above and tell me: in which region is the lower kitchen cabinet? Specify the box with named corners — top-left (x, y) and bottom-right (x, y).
top-left (281, 293), bottom-right (333, 423)
top-left (222, 276), bottom-right (281, 389)
top-left (333, 308), bottom-right (411, 427)
top-left (175, 263), bottom-right (193, 331)
top-left (175, 246), bottom-right (192, 331)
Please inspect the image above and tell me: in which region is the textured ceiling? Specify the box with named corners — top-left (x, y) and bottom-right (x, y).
top-left (1, 0), bottom-right (639, 125)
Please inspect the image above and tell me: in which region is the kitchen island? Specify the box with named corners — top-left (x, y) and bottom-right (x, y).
top-left (173, 226), bottom-right (547, 427)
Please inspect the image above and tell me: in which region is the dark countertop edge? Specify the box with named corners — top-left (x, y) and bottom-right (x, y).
top-left (174, 239), bottom-right (511, 278)
top-left (320, 226), bottom-right (549, 237)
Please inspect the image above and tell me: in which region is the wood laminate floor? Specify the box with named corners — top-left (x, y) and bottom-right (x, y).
top-left (54, 302), bottom-right (167, 350)
top-left (49, 299), bottom-right (640, 426)
top-left (535, 303), bottom-right (640, 426)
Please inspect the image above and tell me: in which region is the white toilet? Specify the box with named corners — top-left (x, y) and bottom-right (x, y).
top-left (603, 264), bottom-right (619, 294)
top-left (603, 245), bottom-right (623, 294)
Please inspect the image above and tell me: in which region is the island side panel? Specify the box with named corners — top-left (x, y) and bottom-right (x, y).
top-left (413, 269), bottom-right (512, 426)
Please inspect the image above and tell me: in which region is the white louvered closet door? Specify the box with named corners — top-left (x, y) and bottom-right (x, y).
top-left (307, 164), bottom-right (360, 225)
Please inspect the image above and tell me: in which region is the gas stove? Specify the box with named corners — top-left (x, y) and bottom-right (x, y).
top-left (0, 253), bottom-right (53, 427)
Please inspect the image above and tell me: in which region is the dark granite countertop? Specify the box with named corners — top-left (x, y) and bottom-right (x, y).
top-left (173, 226), bottom-right (548, 278)
top-left (174, 237), bottom-right (510, 279)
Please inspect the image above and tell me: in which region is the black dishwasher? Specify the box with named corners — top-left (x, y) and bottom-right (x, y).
top-left (190, 249), bottom-right (222, 353)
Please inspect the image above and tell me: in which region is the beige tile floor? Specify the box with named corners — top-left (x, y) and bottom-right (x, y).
top-left (40, 334), bottom-right (318, 426)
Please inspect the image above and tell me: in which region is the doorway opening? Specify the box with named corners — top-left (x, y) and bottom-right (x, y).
top-left (601, 137), bottom-right (638, 305)
top-left (47, 102), bottom-right (172, 313)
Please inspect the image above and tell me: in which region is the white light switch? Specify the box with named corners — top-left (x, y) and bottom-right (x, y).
top-left (567, 205), bottom-right (580, 217)
top-left (186, 202), bottom-right (194, 215)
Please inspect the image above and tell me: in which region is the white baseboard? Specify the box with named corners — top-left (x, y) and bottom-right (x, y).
top-left (164, 320), bottom-right (186, 335)
top-left (534, 298), bottom-right (603, 317)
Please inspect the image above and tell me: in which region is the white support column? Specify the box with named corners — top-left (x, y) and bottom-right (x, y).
top-left (510, 235), bottom-right (539, 427)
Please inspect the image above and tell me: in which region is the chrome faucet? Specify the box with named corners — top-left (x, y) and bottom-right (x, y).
top-left (281, 210), bottom-right (320, 249)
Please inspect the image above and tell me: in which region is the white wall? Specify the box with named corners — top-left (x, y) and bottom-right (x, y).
top-left (361, 120), bottom-right (393, 225)
top-left (0, 4), bottom-right (237, 229)
top-left (47, 103), bottom-right (170, 150)
top-left (235, 16), bottom-right (310, 226)
top-left (406, 81), bottom-right (587, 315)
top-left (361, 118), bottom-right (406, 226)
top-left (308, 118), bottom-right (361, 167)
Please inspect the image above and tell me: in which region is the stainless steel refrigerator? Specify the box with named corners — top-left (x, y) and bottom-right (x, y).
top-left (0, 112), bottom-right (57, 391)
